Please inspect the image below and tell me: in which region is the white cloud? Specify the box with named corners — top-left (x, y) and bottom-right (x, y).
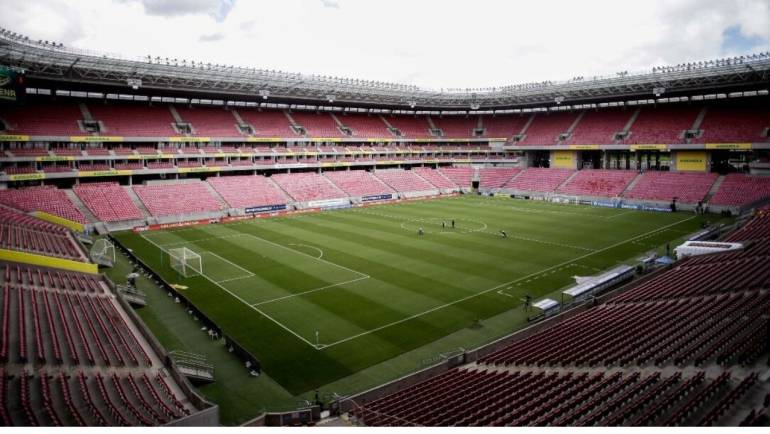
top-left (1, 0), bottom-right (768, 88)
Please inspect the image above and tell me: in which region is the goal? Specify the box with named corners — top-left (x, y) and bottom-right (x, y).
top-left (168, 247), bottom-right (203, 278)
top-left (90, 239), bottom-right (116, 267)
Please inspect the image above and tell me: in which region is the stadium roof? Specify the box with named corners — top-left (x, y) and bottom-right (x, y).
top-left (1, 28), bottom-right (770, 111)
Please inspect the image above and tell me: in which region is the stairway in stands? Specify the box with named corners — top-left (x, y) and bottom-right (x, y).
top-left (123, 186), bottom-right (151, 218)
top-left (64, 189), bottom-right (97, 223)
top-left (705, 175), bottom-right (726, 203)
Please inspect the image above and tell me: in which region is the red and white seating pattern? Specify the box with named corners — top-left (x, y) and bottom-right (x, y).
top-left (73, 183), bottom-right (144, 222)
top-left (291, 112), bottom-right (343, 137)
top-left (479, 168), bottom-right (521, 189)
top-left (439, 167), bottom-right (473, 187)
top-left (504, 168), bottom-right (575, 192)
top-left (556, 170), bottom-right (637, 197)
top-left (325, 171), bottom-right (395, 197)
top-left (709, 174), bottom-right (770, 207)
top-left (481, 115), bottom-right (529, 139)
top-left (133, 183), bottom-right (222, 217)
top-left (207, 175), bottom-right (288, 208)
top-left (89, 104), bottom-right (177, 137)
top-left (625, 106), bottom-right (700, 144)
top-left (175, 106), bottom-right (241, 137)
top-left (413, 168), bottom-right (458, 189)
top-left (519, 112), bottom-right (578, 146)
top-left (236, 110), bottom-right (298, 137)
top-left (624, 171), bottom-right (718, 203)
top-left (0, 102), bottom-right (83, 136)
top-left (0, 208), bottom-right (85, 260)
top-left (0, 186), bottom-right (86, 224)
top-left (338, 114), bottom-right (391, 137)
top-left (386, 116), bottom-right (432, 138)
top-left (569, 110), bottom-right (632, 144)
top-left (695, 103), bottom-right (770, 143)
top-left (271, 173), bottom-right (346, 202)
top-left (375, 169), bottom-right (435, 193)
top-left (432, 116), bottom-right (478, 138)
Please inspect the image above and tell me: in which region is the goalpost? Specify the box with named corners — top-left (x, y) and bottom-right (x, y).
top-left (90, 239), bottom-right (116, 267)
top-left (168, 247), bottom-right (203, 278)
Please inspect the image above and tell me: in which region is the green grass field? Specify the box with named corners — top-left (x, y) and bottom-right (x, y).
top-left (112, 195), bottom-right (712, 396)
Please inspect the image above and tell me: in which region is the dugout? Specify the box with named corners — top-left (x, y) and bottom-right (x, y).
top-left (561, 265), bottom-right (635, 305)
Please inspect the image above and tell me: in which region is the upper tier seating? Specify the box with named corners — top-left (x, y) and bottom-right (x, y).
top-left (623, 171), bottom-right (718, 203)
top-left (0, 207), bottom-right (85, 260)
top-left (479, 168), bottom-right (521, 189)
top-left (504, 168), bottom-right (575, 192)
top-left (175, 106), bottom-right (241, 137)
top-left (695, 102), bottom-right (770, 143)
top-left (325, 171), bottom-right (395, 197)
top-left (236, 110), bottom-right (298, 137)
top-left (73, 183), bottom-right (143, 222)
top-left (386, 116), bottom-right (432, 138)
top-left (439, 167), bottom-right (474, 187)
top-left (207, 175), bottom-right (288, 208)
top-left (375, 169), bottom-right (436, 193)
top-left (709, 174), bottom-right (770, 207)
top-left (0, 186), bottom-right (86, 224)
top-left (626, 105), bottom-right (700, 144)
top-left (412, 167), bottom-right (458, 189)
top-left (0, 102), bottom-right (83, 136)
top-left (432, 116), bottom-right (478, 138)
top-left (481, 115), bottom-right (529, 139)
top-left (133, 183), bottom-right (222, 217)
top-left (568, 109), bottom-right (632, 144)
top-left (337, 114), bottom-right (392, 137)
top-left (290, 112), bottom-right (343, 137)
top-left (89, 104), bottom-right (177, 136)
top-left (271, 173), bottom-right (346, 202)
top-left (518, 112), bottom-right (579, 146)
top-left (556, 170), bottom-right (637, 197)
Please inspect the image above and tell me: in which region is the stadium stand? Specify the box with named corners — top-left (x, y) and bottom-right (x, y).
top-left (695, 102), bottom-right (770, 143)
top-left (623, 171), bottom-right (718, 203)
top-left (236, 110), bottom-right (298, 137)
top-left (556, 170), bottom-right (637, 197)
top-left (375, 169), bottom-right (436, 193)
top-left (0, 186), bottom-right (86, 224)
top-left (569, 109), bottom-right (632, 145)
top-left (479, 167), bottom-right (521, 189)
top-left (324, 170), bottom-right (395, 197)
top-left (174, 106), bottom-right (242, 137)
top-left (481, 115), bottom-right (529, 139)
top-left (290, 112), bottom-right (344, 137)
top-left (207, 175), bottom-right (288, 208)
top-left (271, 172), bottom-right (346, 202)
top-left (386, 116), bottom-right (432, 138)
top-left (73, 183), bottom-right (144, 222)
top-left (503, 168), bottom-right (575, 192)
top-left (709, 174), bottom-right (770, 207)
top-left (519, 112), bottom-right (578, 146)
top-left (89, 104), bottom-right (177, 137)
top-left (412, 167), bottom-right (458, 189)
top-left (338, 113), bottom-right (392, 137)
top-left (133, 183), bottom-right (222, 217)
top-left (439, 167), bottom-right (473, 188)
top-left (0, 207), bottom-right (85, 261)
top-left (431, 116), bottom-right (478, 138)
top-left (625, 105), bottom-right (701, 144)
top-left (0, 102), bottom-right (83, 136)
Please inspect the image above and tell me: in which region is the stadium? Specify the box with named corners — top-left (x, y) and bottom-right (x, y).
top-left (0, 0), bottom-right (770, 428)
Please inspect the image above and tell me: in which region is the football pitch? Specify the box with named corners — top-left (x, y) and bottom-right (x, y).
top-left (113, 195), bottom-right (709, 394)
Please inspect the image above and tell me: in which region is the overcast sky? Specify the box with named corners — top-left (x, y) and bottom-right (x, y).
top-left (2, 0), bottom-right (769, 89)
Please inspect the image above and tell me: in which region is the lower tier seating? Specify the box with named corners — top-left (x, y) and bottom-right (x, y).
top-left (133, 183), bottom-right (222, 217)
top-left (207, 175), bottom-right (288, 208)
top-left (709, 174), bottom-right (770, 207)
top-left (0, 187), bottom-right (86, 224)
top-left (623, 171), bottom-right (718, 204)
top-left (556, 170), bottom-right (637, 197)
top-left (503, 168), bottom-right (575, 192)
top-left (73, 183), bottom-right (143, 222)
top-left (324, 171), bottom-right (395, 197)
top-left (374, 169), bottom-right (436, 193)
top-left (270, 173), bottom-right (346, 202)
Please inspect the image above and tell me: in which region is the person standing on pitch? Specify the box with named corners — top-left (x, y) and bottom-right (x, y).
top-left (500, 230), bottom-right (507, 238)
top-left (418, 227), bottom-right (424, 236)
top-left (451, 219), bottom-right (455, 229)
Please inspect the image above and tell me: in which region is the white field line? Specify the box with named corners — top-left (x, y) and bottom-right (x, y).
top-left (288, 243), bottom-right (324, 259)
top-left (252, 275), bottom-right (371, 307)
top-left (202, 251), bottom-right (255, 281)
top-left (605, 210), bottom-right (636, 220)
top-left (140, 233), bottom-right (321, 349)
top-left (318, 215), bottom-right (696, 349)
top-left (157, 233), bottom-right (246, 247)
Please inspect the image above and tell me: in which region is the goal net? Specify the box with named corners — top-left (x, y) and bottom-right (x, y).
top-left (90, 239), bottom-right (116, 267)
top-left (168, 247), bottom-right (203, 278)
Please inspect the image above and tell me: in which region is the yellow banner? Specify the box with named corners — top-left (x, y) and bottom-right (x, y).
top-left (630, 144), bottom-right (668, 151)
top-left (178, 166), bottom-right (220, 173)
top-left (568, 144), bottom-right (600, 150)
top-left (32, 211), bottom-right (85, 232)
top-left (78, 169), bottom-right (132, 177)
top-left (676, 151), bottom-right (707, 172)
top-left (69, 136), bottom-right (124, 142)
top-left (705, 143), bottom-right (751, 150)
top-left (246, 137), bottom-right (283, 142)
top-left (125, 155), bottom-right (142, 160)
top-left (551, 150), bottom-right (575, 169)
top-left (309, 137), bottom-right (343, 143)
top-left (168, 137), bottom-right (211, 142)
top-left (8, 173), bottom-right (45, 181)
top-left (0, 135), bottom-right (30, 141)
top-left (35, 156), bottom-right (74, 162)
top-left (0, 248), bottom-right (97, 274)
